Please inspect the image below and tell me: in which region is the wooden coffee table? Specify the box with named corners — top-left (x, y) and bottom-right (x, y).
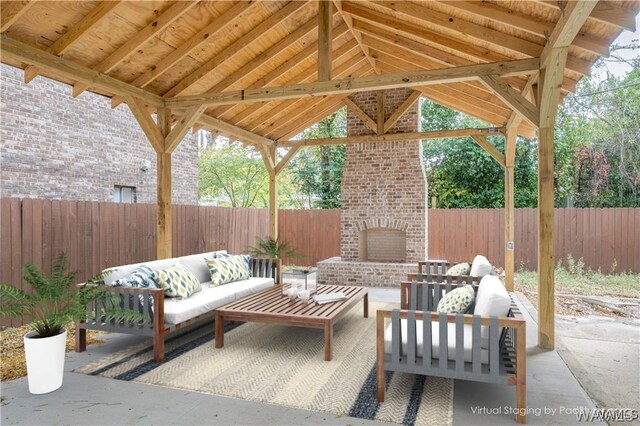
top-left (215, 285), bottom-right (368, 361)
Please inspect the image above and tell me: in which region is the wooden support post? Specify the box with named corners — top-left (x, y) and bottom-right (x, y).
top-left (318, 0), bottom-right (333, 81)
top-left (265, 146), bottom-right (278, 240)
top-left (504, 125), bottom-right (517, 292)
top-left (376, 90), bottom-right (384, 135)
top-left (157, 107), bottom-right (173, 259)
top-left (538, 48), bottom-right (568, 350)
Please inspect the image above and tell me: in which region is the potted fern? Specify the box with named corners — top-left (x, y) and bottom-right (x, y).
top-left (249, 236), bottom-right (302, 260)
top-left (0, 253), bottom-right (138, 394)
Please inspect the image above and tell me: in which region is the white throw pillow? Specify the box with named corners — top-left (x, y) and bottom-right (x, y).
top-left (473, 275), bottom-right (511, 348)
top-left (470, 255), bottom-right (492, 277)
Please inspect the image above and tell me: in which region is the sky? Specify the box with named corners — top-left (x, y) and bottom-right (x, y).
top-left (596, 17), bottom-right (640, 78)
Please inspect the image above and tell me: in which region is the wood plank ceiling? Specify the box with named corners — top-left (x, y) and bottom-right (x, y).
top-left (1, 0), bottom-right (638, 142)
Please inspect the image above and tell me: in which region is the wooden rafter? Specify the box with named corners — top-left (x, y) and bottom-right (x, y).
top-left (24, 1), bottom-right (122, 83)
top-left (358, 21), bottom-right (578, 93)
top-left (165, 58), bottom-right (540, 109)
top-left (210, 23), bottom-right (350, 120)
top-left (162, 1), bottom-right (307, 99)
top-left (234, 49), bottom-right (364, 133)
top-left (1, 36), bottom-right (163, 107)
top-left (541, 1), bottom-right (600, 62)
top-left (111, 1), bottom-right (257, 108)
top-left (72, 1), bottom-right (197, 97)
top-left (318, 0), bottom-right (333, 81)
top-left (0, 0), bottom-right (35, 32)
top-left (280, 127), bottom-right (503, 147)
top-left (343, 1), bottom-right (591, 77)
top-left (537, 0), bottom-right (636, 32)
top-left (441, 1), bottom-right (609, 57)
top-left (333, 0), bottom-right (380, 74)
top-left (218, 37), bottom-right (360, 127)
top-left (256, 60), bottom-right (370, 138)
top-left (204, 16), bottom-right (320, 95)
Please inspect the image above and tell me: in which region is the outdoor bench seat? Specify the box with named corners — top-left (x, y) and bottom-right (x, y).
top-left (377, 279), bottom-right (527, 423)
top-left (75, 251), bottom-right (279, 363)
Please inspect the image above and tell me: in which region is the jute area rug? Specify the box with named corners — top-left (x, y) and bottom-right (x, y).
top-left (75, 302), bottom-right (453, 426)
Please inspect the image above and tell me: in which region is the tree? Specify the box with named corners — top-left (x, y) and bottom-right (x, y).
top-left (289, 108), bottom-right (347, 208)
top-left (421, 99), bottom-right (538, 208)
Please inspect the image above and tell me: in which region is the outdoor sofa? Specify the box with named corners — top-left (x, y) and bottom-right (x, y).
top-left (76, 251), bottom-right (279, 362)
top-left (377, 274), bottom-right (527, 423)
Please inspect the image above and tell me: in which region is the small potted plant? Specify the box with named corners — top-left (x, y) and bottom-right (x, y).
top-left (249, 236), bottom-right (302, 260)
top-left (0, 253), bottom-right (139, 394)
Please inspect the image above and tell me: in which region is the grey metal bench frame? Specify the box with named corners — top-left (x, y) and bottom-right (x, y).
top-left (75, 257), bottom-right (279, 362)
top-left (377, 281), bottom-right (527, 424)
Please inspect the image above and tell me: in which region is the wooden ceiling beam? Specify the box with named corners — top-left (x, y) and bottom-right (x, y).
top-left (343, 1), bottom-right (591, 77)
top-left (72, 1), bottom-right (197, 97)
top-left (165, 58), bottom-right (540, 109)
top-left (538, 0), bottom-right (636, 32)
top-left (279, 127), bottom-right (504, 147)
top-left (479, 75), bottom-right (539, 128)
top-left (162, 1), bottom-right (308, 99)
top-left (0, 0), bottom-right (36, 32)
top-left (333, 0), bottom-right (380, 74)
top-left (111, 0), bottom-right (257, 108)
top-left (318, 0), bottom-right (333, 81)
top-left (259, 59), bottom-right (369, 137)
top-left (210, 23), bottom-right (350, 120)
top-left (1, 35), bottom-right (163, 107)
top-left (203, 16), bottom-right (319, 95)
top-left (219, 39), bottom-right (361, 128)
top-left (267, 62), bottom-right (373, 139)
top-left (364, 31), bottom-right (575, 96)
top-left (440, 1), bottom-right (609, 57)
top-left (23, 1), bottom-right (122, 83)
top-left (198, 115), bottom-right (275, 147)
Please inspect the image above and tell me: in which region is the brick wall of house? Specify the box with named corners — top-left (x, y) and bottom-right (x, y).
top-left (0, 64), bottom-right (198, 204)
top-left (341, 88), bottom-right (427, 263)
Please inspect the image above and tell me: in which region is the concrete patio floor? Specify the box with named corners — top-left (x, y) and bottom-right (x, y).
top-left (1, 289), bottom-right (615, 425)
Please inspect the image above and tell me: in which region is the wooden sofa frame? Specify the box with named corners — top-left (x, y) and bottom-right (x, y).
top-left (76, 257), bottom-right (280, 363)
top-left (377, 281), bottom-right (527, 424)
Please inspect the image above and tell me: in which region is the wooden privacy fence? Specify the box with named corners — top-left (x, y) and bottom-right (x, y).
top-left (1, 199), bottom-right (638, 325)
top-left (428, 208), bottom-right (639, 273)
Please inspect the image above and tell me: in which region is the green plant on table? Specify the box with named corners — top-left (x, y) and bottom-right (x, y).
top-left (249, 236), bottom-right (303, 260)
top-left (0, 252), bottom-right (142, 338)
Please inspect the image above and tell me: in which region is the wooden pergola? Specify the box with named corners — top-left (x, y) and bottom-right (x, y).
top-left (1, 0), bottom-right (638, 350)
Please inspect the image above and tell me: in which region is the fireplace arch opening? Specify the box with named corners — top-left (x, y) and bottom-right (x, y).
top-left (359, 227), bottom-right (407, 262)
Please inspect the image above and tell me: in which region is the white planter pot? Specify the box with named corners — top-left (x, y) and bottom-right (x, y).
top-left (23, 329), bottom-right (67, 394)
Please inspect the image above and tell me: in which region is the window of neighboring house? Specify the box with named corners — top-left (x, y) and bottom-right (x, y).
top-left (113, 186), bottom-right (136, 203)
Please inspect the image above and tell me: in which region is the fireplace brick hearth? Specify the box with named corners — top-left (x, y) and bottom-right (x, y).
top-left (318, 88), bottom-right (427, 287)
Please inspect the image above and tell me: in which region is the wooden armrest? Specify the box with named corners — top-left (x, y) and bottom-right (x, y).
top-left (376, 308), bottom-right (525, 328)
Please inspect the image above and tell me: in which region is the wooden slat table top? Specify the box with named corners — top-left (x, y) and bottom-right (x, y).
top-left (218, 285), bottom-right (368, 321)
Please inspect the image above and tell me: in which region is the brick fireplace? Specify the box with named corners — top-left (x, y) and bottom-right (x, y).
top-left (318, 88), bottom-right (427, 287)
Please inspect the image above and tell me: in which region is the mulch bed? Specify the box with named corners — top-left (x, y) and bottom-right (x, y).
top-left (1, 326), bottom-right (104, 381)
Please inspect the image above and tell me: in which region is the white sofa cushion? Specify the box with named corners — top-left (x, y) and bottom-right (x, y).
top-left (178, 250), bottom-right (227, 283)
top-left (473, 275), bottom-right (511, 348)
top-left (470, 255), bottom-right (493, 277)
top-left (384, 319), bottom-right (488, 364)
top-left (163, 277), bottom-right (274, 324)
